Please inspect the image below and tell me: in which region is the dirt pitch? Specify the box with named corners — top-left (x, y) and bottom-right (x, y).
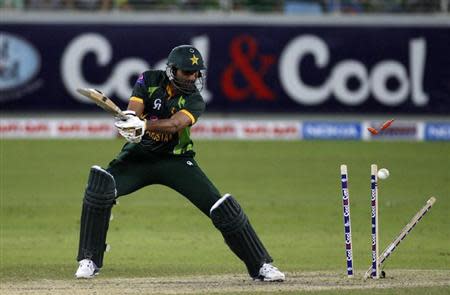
top-left (2, 270), bottom-right (449, 295)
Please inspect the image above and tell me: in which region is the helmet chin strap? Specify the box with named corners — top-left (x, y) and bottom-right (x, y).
top-left (165, 67), bottom-right (175, 81)
top-left (165, 66), bottom-right (204, 94)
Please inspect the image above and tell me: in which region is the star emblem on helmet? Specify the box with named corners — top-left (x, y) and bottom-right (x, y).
top-left (190, 54), bottom-right (199, 65)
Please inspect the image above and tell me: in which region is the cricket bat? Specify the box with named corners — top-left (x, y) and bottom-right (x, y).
top-left (77, 88), bottom-right (127, 120)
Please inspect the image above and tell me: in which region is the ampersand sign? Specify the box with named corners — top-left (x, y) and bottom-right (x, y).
top-left (222, 35), bottom-right (276, 101)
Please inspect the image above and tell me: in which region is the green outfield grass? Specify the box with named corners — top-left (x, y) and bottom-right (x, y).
top-left (1, 140), bottom-right (449, 294)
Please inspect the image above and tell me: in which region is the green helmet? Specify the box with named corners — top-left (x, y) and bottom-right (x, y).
top-left (167, 45), bottom-right (206, 71)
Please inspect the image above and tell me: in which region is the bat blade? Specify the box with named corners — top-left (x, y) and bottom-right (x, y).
top-left (76, 88), bottom-right (127, 120)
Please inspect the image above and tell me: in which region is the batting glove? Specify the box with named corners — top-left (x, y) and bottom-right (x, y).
top-left (114, 111), bottom-right (146, 143)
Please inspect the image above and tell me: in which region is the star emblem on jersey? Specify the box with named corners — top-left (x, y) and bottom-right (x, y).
top-left (190, 54), bottom-right (199, 65)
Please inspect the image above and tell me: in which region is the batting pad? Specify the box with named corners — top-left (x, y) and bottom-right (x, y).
top-left (210, 194), bottom-right (273, 278)
top-left (77, 166), bottom-right (116, 268)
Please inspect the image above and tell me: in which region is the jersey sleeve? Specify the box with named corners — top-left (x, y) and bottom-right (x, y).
top-left (130, 73), bottom-right (147, 104)
top-left (180, 93), bottom-right (205, 125)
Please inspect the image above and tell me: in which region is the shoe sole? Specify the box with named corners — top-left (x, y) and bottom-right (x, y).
top-left (253, 277), bottom-right (285, 282)
top-left (263, 278), bottom-right (285, 282)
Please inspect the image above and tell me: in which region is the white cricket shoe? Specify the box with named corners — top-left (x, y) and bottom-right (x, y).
top-left (257, 263), bottom-right (285, 282)
top-left (75, 259), bottom-right (99, 279)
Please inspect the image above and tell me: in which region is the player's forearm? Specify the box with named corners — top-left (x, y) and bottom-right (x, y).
top-left (146, 119), bottom-right (183, 134)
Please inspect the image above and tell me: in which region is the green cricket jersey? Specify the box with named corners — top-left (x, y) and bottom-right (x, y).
top-left (130, 70), bottom-right (205, 156)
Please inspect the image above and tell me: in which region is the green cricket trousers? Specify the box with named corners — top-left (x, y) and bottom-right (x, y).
top-left (106, 142), bottom-right (222, 216)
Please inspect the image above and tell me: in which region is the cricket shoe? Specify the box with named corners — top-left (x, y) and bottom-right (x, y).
top-left (256, 263), bottom-right (285, 282)
top-left (75, 259), bottom-right (99, 279)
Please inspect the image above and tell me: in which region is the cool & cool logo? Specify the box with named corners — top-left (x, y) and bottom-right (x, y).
top-left (62, 32), bottom-right (429, 108)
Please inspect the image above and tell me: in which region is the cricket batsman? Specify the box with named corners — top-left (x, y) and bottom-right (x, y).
top-left (75, 45), bottom-right (285, 282)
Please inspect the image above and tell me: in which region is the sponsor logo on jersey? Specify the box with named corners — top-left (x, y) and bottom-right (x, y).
top-left (153, 98), bottom-right (162, 110)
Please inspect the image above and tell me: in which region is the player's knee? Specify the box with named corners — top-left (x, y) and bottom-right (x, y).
top-left (84, 165), bottom-right (116, 209)
top-left (210, 193), bottom-right (247, 233)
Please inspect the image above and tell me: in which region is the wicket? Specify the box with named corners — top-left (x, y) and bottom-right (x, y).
top-left (363, 196), bottom-right (436, 279)
top-left (370, 164), bottom-right (380, 279)
top-left (340, 164), bottom-right (437, 280)
top-left (340, 164), bottom-right (354, 278)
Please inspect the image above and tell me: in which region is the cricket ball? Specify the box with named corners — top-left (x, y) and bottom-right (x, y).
top-left (378, 168), bottom-right (390, 180)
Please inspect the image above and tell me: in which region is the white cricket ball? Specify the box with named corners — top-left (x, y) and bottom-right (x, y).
top-left (378, 168), bottom-right (390, 180)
